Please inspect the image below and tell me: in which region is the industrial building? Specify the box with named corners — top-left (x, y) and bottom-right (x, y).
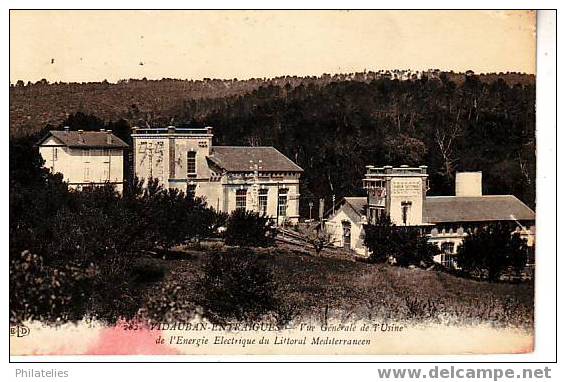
top-left (326, 166), bottom-right (535, 267)
top-left (131, 126), bottom-right (303, 224)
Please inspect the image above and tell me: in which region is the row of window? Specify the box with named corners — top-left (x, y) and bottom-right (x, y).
top-left (367, 201), bottom-right (412, 225)
top-left (81, 149), bottom-right (116, 157)
top-left (82, 166), bottom-right (112, 182)
top-left (236, 188), bottom-right (288, 217)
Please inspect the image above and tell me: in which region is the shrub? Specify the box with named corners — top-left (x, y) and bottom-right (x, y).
top-left (457, 223), bottom-right (529, 282)
top-left (363, 214), bottom-right (437, 267)
top-left (224, 209), bottom-right (276, 247)
top-left (197, 249), bottom-right (280, 324)
top-left (295, 223), bottom-right (336, 256)
top-left (131, 258), bottom-right (166, 283)
top-left (9, 250), bottom-right (95, 324)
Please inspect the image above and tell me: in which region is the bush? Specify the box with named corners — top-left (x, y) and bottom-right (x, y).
top-left (224, 209), bottom-right (276, 247)
top-left (197, 249), bottom-right (281, 324)
top-left (131, 258), bottom-right (166, 283)
top-left (457, 223), bottom-right (529, 282)
top-left (363, 214), bottom-right (437, 267)
top-left (9, 250), bottom-right (95, 324)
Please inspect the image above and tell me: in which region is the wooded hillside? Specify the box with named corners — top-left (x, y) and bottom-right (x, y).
top-left (9, 71), bottom-right (536, 212)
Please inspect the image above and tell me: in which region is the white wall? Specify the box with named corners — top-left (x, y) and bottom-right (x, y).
top-left (222, 174), bottom-right (300, 223)
top-left (326, 210), bottom-right (366, 256)
top-left (39, 141), bottom-right (124, 192)
top-left (388, 177), bottom-right (424, 226)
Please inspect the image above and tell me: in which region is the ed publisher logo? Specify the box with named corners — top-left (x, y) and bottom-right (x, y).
top-left (10, 325), bottom-right (30, 337)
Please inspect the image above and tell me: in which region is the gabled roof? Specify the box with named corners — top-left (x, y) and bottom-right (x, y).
top-left (423, 195), bottom-right (535, 223)
top-left (343, 197), bottom-right (367, 220)
top-left (327, 196), bottom-right (367, 223)
top-left (208, 146), bottom-right (303, 173)
top-left (38, 130), bottom-right (129, 149)
top-left (329, 195), bottom-right (535, 225)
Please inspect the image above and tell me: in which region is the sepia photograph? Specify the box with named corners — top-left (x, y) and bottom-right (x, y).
top-left (8, 9), bottom-right (548, 358)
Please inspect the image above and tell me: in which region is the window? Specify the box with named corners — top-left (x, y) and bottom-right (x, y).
top-left (187, 151), bottom-right (196, 175)
top-left (236, 189), bottom-right (247, 210)
top-left (53, 148), bottom-right (58, 161)
top-left (441, 242), bottom-right (455, 255)
top-left (258, 189), bottom-right (268, 215)
top-left (278, 189), bottom-right (288, 217)
top-left (369, 207), bottom-right (385, 224)
top-left (83, 167), bottom-right (90, 182)
top-left (440, 242), bottom-right (456, 268)
top-left (187, 184), bottom-right (196, 200)
top-left (103, 167), bottom-right (110, 181)
top-left (401, 201), bottom-right (412, 225)
top-left (441, 254), bottom-right (457, 268)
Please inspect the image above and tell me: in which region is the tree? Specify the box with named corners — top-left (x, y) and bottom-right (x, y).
top-left (363, 214), bottom-right (437, 267)
top-left (457, 223), bottom-right (529, 282)
top-left (224, 209), bottom-right (276, 247)
top-left (296, 223), bottom-right (336, 256)
top-left (197, 249), bottom-right (280, 324)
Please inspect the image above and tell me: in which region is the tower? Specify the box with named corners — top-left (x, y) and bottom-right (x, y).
top-left (363, 165), bottom-right (429, 226)
top-left (131, 126), bottom-right (213, 191)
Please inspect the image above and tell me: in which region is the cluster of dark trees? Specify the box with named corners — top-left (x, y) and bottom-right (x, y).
top-left (363, 215), bottom-right (439, 267)
top-left (457, 223), bottom-right (530, 282)
top-left (189, 74), bottom-right (535, 216)
top-left (363, 216), bottom-right (529, 282)
top-left (9, 70), bottom-right (534, 138)
top-left (9, 134), bottom-right (279, 323)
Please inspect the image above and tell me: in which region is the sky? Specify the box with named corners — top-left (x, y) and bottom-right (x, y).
top-left (9, 10), bottom-right (537, 83)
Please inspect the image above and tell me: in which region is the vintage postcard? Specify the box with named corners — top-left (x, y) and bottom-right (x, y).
top-left (9, 10), bottom-right (539, 356)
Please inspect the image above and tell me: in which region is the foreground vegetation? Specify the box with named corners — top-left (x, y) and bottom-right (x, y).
top-left (138, 245), bottom-right (534, 329)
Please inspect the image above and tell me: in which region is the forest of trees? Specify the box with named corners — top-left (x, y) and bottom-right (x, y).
top-left (10, 71), bottom-right (536, 216)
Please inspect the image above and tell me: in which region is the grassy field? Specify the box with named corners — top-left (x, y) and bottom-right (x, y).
top-left (137, 244), bottom-right (534, 329)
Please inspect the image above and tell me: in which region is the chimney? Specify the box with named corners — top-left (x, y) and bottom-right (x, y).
top-left (78, 129), bottom-right (84, 144)
top-left (64, 126), bottom-right (70, 134)
top-left (455, 172), bottom-right (482, 197)
top-left (106, 130), bottom-right (113, 145)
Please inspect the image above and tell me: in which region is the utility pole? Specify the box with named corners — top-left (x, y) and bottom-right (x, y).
top-left (276, 182), bottom-right (280, 226)
top-left (332, 194), bottom-right (336, 215)
top-left (249, 159), bottom-right (262, 213)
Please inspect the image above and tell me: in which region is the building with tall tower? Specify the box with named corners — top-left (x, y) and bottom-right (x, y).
top-left (326, 165), bottom-right (535, 268)
top-left (131, 126), bottom-right (303, 224)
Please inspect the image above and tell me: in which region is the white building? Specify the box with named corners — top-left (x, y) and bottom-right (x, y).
top-left (131, 126), bottom-right (303, 224)
top-left (326, 166), bottom-right (535, 268)
top-left (37, 128), bottom-right (128, 192)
